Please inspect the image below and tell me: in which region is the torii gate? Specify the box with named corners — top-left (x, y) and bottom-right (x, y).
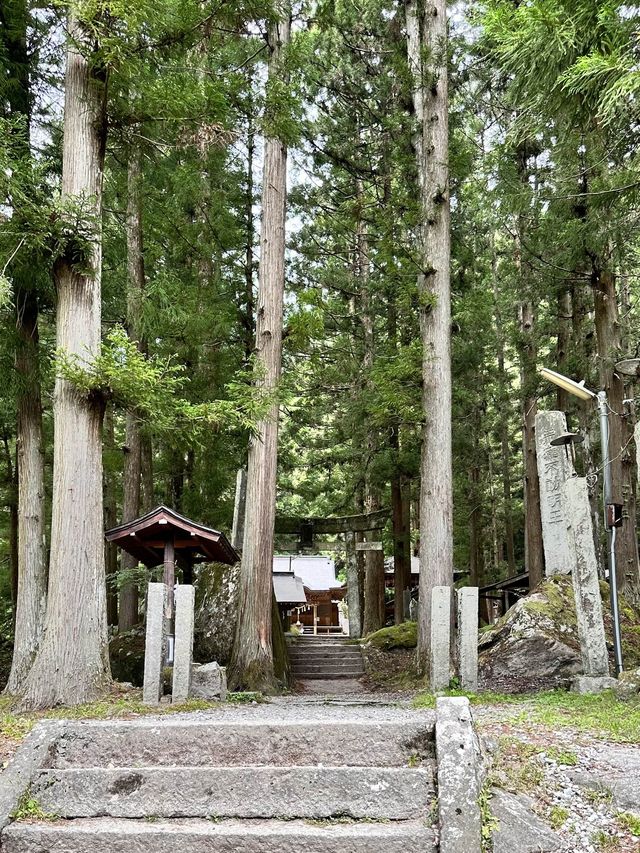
top-left (231, 470), bottom-right (393, 638)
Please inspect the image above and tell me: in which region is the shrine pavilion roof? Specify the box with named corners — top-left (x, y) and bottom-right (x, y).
top-left (105, 505), bottom-right (239, 567)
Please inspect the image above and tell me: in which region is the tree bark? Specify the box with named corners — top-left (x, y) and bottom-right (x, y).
top-left (405, 0), bottom-right (453, 674)
top-left (514, 146), bottom-right (544, 590)
top-left (118, 143), bottom-right (146, 631)
top-left (243, 108), bottom-right (256, 364)
top-left (593, 266), bottom-right (639, 597)
top-left (7, 289), bottom-right (47, 692)
top-left (103, 406), bottom-right (119, 627)
top-left (17, 15), bottom-right (111, 708)
top-left (492, 265), bottom-right (516, 575)
top-left (228, 8), bottom-right (290, 692)
top-left (2, 433), bottom-right (19, 619)
top-left (2, 0), bottom-right (48, 694)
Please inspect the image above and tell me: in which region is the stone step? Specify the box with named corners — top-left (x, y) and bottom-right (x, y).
top-left (288, 648), bottom-right (363, 658)
top-left (49, 720), bottom-right (433, 768)
top-left (293, 671), bottom-right (366, 679)
top-left (31, 766), bottom-right (435, 820)
top-left (3, 817), bottom-right (437, 853)
top-left (291, 663), bottom-right (365, 675)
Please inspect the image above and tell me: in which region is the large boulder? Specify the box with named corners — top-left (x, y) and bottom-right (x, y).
top-left (193, 561), bottom-right (291, 688)
top-left (109, 626), bottom-right (146, 687)
top-left (193, 562), bottom-right (240, 666)
top-left (479, 575), bottom-right (640, 693)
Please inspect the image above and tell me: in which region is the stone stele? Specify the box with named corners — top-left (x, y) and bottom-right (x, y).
top-left (535, 410), bottom-right (576, 575)
top-left (564, 477), bottom-right (609, 678)
top-left (172, 584), bottom-right (195, 703)
top-left (143, 582), bottom-right (167, 706)
top-left (430, 586), bottom-right (451, 692)
top-left (457, 587), bottom-right (479, 692)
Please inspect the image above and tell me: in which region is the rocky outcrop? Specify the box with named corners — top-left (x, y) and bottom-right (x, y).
top-left (479, 576), bottom-right (640, 693)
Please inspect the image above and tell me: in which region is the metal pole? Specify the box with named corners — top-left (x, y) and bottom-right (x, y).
top-left (597, 391), bottom-right (624, 674)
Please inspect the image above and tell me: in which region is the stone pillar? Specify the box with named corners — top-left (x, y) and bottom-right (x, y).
top-left (143, 582), bottom-right (167, 706)
top-left (564, 478), bottom-right (609, 677)
top-left (172, 584), bottom-right (195, 703)
top-left (345, 531), bottom-right (361, 638)
top-left (409, 597), bottom-right (418, 621)
top-left (456, 587), bottom-right (479, 692)
top-left (430, 586), bottom-right (451, 692)
top-left (535, 410), bottom-right (576, 576)
top-left (403, 589), bottom-right (412, 621)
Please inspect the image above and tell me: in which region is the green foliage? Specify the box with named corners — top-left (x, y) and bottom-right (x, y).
top-left (617, 811), bottom-right (640, 838)
top-left (56, 326), bottom-right (271, 437)
top-left (11, 791), bottom-right (57, 822)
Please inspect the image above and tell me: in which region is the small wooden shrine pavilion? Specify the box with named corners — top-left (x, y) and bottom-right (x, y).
top-left (106, 505), bottom-right (239, 611)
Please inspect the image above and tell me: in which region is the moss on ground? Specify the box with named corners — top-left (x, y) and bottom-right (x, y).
top-left (362, 621), bottom-right (417, 651)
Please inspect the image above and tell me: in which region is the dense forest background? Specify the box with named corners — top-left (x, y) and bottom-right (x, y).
top-left (1, 0), bottom-right (639, 681)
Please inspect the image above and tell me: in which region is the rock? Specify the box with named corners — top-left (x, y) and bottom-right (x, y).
top-left (109, 627), bottom-right (146, 687)
top-left (614, 667), bottom-right (640, 698)
top-left (193, 563), bottom-right (240, 667)
top-left (479, 575), bottom-right (640, 693)
top-left (491, 789), bottom-right (564, 853)
top-left (190, 661), bottom-right (227, 701)
top-left (571, 675), bottom-right (619, 694)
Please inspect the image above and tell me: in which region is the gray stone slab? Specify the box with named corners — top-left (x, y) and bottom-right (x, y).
top-left (190, 661), bottom-right (227, 700)
top-left (49, 720), bottom-right (434, 769)
top-left (0, 721), bottom-right (65, 831)
top-left (435, 696), bottom-right (481, 853)
top-left (2, 817), bottom-right (437, 853)
top-left (535, 410), bottom-right (576, 576)
top-left (143, 582), bottom-right (167, 706)
top-left (570, 744), bottom-right (640, 813)
top-left (31, 765), bottom-right (435, 820)
top-left (491, 789), bottom-right (564, 853)
top-left (571, 675), bottom-right (618, 694)
top-left (430, 586), bottom-right (451, 692)
top-left (172, 584), bottom-right (195, 703)
top-left (456, 587), bottom-right (479, 692)
top-left (564, 477), bottom-right (609, 677)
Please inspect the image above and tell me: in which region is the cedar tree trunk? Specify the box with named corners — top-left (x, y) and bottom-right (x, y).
top-left (228, 9), bottom-right (290, 691)
top-left (406, 0), bottom-right (454, 674)
top-left (17, 16), bottom-right (111, 708)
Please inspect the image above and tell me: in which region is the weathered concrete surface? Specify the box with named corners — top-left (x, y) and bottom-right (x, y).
top-left (535, 410), bottom-right (576, 575)
top-left (571, 675), bottom-right (619, 694)
top-left (435, 697), bottom-right (481, 853)
top-left (491, 789), bottom-right (564, 853)
top-left (0, 722), bottom-right (64, 831)
top-left (142, 583), bottom-right (167, 705)
top-left (48, 719), bottom-right (434, 768)
top-left (456, 587), bottom-right (479, 692)
top-left (430, 586), bottom-right (451, 692)
top-left (31, 765), bottom-right (435, 819)
top-left (2, 817), bottom-right (437, 853)
top-left (172, 585), bottom-right (195, 703)
top-left (564, 477), bottom-right (609, 677)
top-left (190, 661), bottom-right (227, 700)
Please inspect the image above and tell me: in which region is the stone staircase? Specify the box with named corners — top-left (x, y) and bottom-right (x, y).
top-left (288, 634), bottom-right (365, 680)
top-left (2, 711), bottom-right (438, 852)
